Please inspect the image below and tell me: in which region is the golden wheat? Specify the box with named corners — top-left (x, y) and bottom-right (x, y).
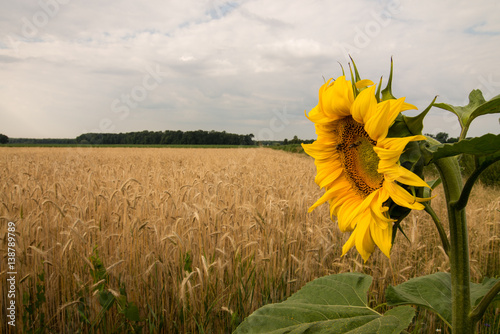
top-left (0, 147), bottom-right (498, 333)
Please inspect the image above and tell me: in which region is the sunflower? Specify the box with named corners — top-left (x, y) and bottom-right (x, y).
top-left (302, 75), bottom-right (430, 262)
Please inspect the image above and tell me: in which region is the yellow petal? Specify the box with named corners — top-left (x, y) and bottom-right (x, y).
top-left (328, 179), bottom-right (358, 212)
top-left (315, 163), bottom-right (343, 188)
top-left (322, 76), bottom-right (354, 118)
top-left (351, 86), bottom-right (377, 124)
top-left (378, 162), bottom-right (430, 189)
top-left (369, 217), bottom-right (393, 258)
top-left (337, 196), bottom-right (363, 231)
top-left (383, 180), bottom-right (427, 210)
top-left (338, 189), bottom-right (378, 232)
top-left (401, 102), bottom-right (417, 112)
top-left (378, 135), bottom-right (427, 153)
top-left (368, 190), bottom-right (394, 229)
top-left (308, 179), bottom-right (351, 212)
top-left (364, 97), bottom-right (406, 142)
top-left (364, 100), bottom-right (391, 142)
top-left (355, 79), bottom-right (374, 89)
top-left (386, 98), bottom-right (407, 126)
top-left (370, 205), bottom-right (394, 229)
top-left (355, 218), bottom-right (375, 262)
top-left (394, 166), bottom-right (430, 188)
top-left (315, 120), bottom-right (339, 136)
top-left (375, 135), bottom-right (427, 170)
top-left (302, 142), bottom-right (335, 160)
top-left (341, 230), bottom-right (356, 257)
top-left (305, 106), bottom-right (335, 125)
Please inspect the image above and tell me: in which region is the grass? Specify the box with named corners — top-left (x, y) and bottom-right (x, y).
top-left (270, 143), bottom-right (306, 154)
top-left (0, 147), bottom-right (498, 333)
top-left (1, 143), bottom-right (255, 148)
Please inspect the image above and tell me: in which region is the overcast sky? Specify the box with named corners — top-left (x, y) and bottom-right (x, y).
top-left (1, 0), bottom-right (499, 140)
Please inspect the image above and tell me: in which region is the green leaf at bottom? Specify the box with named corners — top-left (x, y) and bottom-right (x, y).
top-left (234, 273), bottom-right (415, 334)
top-left (123, 302), bottom-right (140, 322)
top-left (386, 272), bottom-right (500, 329)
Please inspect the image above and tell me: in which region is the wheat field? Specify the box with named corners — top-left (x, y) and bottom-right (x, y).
top-left (0, 147), bottom-right (498, 333)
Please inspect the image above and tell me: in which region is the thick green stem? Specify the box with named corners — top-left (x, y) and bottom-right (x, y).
top-left (459, 126), bottom-right (469, 142)
top-left (433, 155), bottom-right (473, 333)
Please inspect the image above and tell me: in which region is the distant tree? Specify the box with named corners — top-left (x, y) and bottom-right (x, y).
top-left (0, 134), bottom-right (8, 144)
top-left (435, 132), bottom-right (449, 143)
top-left (290, 135), bottom-right (300, 144)
top-left (425, 132), bottom-right (460, 144)
top-left (247, 134), bottom-right (254, 144)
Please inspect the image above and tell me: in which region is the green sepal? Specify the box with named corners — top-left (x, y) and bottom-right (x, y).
top-left (349, 57), bottom-right (361, 98)
top-left (388, 114), bottom-right (413, 138)
top-left (424, 133), bottom-right (500, 163)
top-left (349, 55), bottom-right (362, 83)
top-left (381, 57), bottom-right (396, 101)
top-left (400, 141), bottom-right (423, 171)
top-left (386, 272), bottom-right (500, 329)
top-left (427, 178), bottom-right (442, 189)
top-left (433, 89), bottom-right (500, 139)
top-left (234, 273), bottom-right (415, 334)
top-left (375, 76), bottom-right (383, 103)
top-left (390, 204), bottom-right (411, 244)
top-left (337, 61), bottom-right (346, 77)
top-left (423, 178), bottom-right (441, 198)
top-left (403, 96), bottom-right (438, 135)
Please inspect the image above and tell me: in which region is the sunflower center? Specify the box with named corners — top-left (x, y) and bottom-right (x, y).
top-left (336, 117), bottom-right (384, 197)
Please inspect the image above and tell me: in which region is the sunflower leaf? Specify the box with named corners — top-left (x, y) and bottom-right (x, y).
top-left (426, 133), bottom-right (500, 162)
top-left (386, 272), bottom-right (500, 329)
top-left (433, 89), bottom-right (500, 139)
top-left (234, 273), bottom-right (415, 334)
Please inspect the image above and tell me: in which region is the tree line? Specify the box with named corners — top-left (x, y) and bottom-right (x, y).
top-left (1, 130), bottom-right (255, 146)
top-left (75, 130), bottom-right (255, 145)
top-left (424, 132), bottom-right (459, 143)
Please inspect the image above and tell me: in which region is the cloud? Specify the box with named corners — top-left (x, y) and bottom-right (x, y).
top-left (0, 0), bottom-right (498, 140)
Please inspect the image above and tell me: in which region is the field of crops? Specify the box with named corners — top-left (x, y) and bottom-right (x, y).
top-left (0, 147), bottom-right (498, 333)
